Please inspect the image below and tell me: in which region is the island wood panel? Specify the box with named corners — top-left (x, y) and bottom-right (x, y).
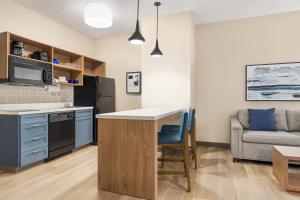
top-left (98, 118), bottom-right (158, 200)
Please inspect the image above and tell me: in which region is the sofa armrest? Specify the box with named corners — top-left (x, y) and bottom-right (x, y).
top-left (230, 116), bottom-right (244, 159)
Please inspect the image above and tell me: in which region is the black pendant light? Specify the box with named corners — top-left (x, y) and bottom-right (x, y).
top-left (151, 2), bottom-right (163, 57)
top-left (128, 0), bottom-right (145, 45)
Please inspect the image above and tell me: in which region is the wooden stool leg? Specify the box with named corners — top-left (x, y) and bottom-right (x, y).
top-left (161, 146), bottom-right (165, 168)
top-left (189, 133), bottom-right (195, 165)
top-left (183, 149), bottom-right (187, 177)
top-left (190, 119), bottom-right (198, 169)
top-left (184, 137), bottom-right (191, 192)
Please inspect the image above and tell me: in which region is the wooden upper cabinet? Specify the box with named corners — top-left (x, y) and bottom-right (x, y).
top-left (53, 47), bottom-right (83, 71)
top-left (0, 32), bottom-right (106, 86)
top-left (84, 56), bottom-right (106, 77)
top-left (0, 32), bottom-right (9, 79)
top-left (10, 33), bottom-right (53, 63)
top-left (52, 47), bottom-right (84, 86)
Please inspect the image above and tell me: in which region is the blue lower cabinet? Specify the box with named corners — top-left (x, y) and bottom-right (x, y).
top-left (0, 113), bottom-right (49, 170)
top-left (20, 114), bottom-right (48, 167)
top-left (21, 114), bottom-right (48, 125)
top-left (21, 146), bottom-right (48, 167)
top-left (75, 110), bottom-right (93, 118)
top-left (75, 111), bottom-right (93, 148)
top-left (21, 134), bottom-right (48, 153)
top-left (21, 122), bottom-right (48, 152)
top-left (0, 110), bottom-right (95, 171)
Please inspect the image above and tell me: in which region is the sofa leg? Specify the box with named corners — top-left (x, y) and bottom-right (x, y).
top-left (233, 158), bottom-right (239, 163)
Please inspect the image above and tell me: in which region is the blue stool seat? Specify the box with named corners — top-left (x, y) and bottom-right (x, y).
top-left (158, 112), bottom-right (188, 145)
top-left (161, 108), bottom-right (195, 133)
top-left (161, 125), bottom-right (180, 133)
top-left (158, 131), bottom-right (182, 144)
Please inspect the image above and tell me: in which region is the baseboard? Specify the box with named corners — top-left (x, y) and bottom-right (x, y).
top-left (196, 141), bottom-right (230, 148)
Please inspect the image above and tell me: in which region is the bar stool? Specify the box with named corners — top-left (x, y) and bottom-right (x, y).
top-left (158, 112), bottom-right (191, 192)
top-left (160, 108), bottom-right (198, 169)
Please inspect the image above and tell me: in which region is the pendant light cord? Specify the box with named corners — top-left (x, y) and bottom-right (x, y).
top-left (137, 0), bottom-right (140, 20)
top-left (156, 5), bottom-right (158, 40)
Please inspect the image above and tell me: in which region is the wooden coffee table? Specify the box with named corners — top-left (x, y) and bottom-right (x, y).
top-left (272, 146), bottom-right (300, 192)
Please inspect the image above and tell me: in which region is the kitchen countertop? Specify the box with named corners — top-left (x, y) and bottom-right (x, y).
top-left (0, 103), bottom-right (93, 115)
top-left (96, 108), bottom-right (183, 120)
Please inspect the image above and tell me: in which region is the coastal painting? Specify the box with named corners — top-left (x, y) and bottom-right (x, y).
top-left (246, 62), bottom-right (300, 101)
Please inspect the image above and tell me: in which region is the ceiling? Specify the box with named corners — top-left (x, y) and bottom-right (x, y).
top-left (14, 0), bottom-right (300, 39)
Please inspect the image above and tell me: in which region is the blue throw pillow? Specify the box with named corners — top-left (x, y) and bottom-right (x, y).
top-left (248, 108), bottom-right (277, 131)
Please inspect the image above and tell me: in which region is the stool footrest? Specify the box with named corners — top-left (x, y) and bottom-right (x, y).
top-left (158, 171), bottom-right (186, 176)
top-left (158, 158), bottom-right (184, 162)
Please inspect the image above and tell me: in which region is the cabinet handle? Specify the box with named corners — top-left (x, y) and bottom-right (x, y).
top-left (31, 124), bottom-right (44, 128)
top-left (31, 149), bottom-right (44, 154)
top-left (31, 137), bottom-right (42, 141)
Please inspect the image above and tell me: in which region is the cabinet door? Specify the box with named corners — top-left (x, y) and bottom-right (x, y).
top-left (75, 116), bottom-right (93, 148)
top-left (20, 114), bottom-right (49, 167)
top-left (21, 122), bottom-right (48, 153)
top-left (21, 146), bottom-right (48, 167)
top-left (21, 114), bottom-right (48, 124)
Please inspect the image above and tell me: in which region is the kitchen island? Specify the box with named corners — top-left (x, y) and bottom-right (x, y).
top-left (96, 108), bottom-right (183, 200)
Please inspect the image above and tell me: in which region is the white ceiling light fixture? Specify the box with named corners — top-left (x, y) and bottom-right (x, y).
top-left (84, 2), bottom-right (113, 28)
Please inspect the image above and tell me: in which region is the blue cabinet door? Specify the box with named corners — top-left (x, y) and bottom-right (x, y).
top-left (20, 113), bottom-right (48, 167)
top-left (75, 116), bottom-right (93, 148)
top-left (21, 146), bottom-right (48, 167)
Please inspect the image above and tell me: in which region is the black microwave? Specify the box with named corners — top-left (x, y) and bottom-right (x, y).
top-left (9, 56), bottom-right (52, 85)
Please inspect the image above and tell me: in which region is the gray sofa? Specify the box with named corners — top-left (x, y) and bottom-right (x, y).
top-left (230, 109), bottom-right (300, 162)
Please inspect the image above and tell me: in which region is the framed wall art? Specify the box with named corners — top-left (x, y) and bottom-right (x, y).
top-left (246, 62), bottom-right (300, 101)
top-left (126, 71), bottom-right (141, 94)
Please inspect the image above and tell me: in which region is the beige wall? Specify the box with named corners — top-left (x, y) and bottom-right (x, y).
top-left (141, 12), bottom-right (194, 108)
top-left (195, 11), bottom-right (300, 143)
top-left (94, 35), bottom-right (141, 111)
top-left (93, 12), bottom-right (195, 111)
top-left (0, 0), bottom-right (95, 104)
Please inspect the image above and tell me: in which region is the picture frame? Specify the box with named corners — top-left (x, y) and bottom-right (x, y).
top-left (246, 62), bottom-right (300, 101)
top-left (126, 71), bottom-right (142, 94)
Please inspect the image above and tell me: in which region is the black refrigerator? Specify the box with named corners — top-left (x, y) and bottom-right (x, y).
top-left (74, 76), bottom-right (115, 144)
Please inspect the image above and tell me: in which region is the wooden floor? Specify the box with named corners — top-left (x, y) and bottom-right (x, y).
top-left (0, 146), bottom-right (299, 200)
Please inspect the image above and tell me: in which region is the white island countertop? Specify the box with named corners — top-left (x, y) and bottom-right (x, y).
top-left (96, 108), bottom-right (183, 120)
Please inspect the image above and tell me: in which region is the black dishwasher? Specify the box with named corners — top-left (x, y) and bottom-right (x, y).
top-left (48, 112), bottom-right (75, 160)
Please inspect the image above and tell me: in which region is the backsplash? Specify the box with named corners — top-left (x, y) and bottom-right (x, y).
top-left (0, 85), bottom-right (73, 104)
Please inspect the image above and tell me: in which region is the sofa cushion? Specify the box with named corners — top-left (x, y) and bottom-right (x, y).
top-left (248, 108), bottom-right (276, 131)
top-left (275, 110), bottom-right (289, 131)
top-left (237, 109), bottom-right (288, 131)
top-left (243, 131), bottom-right (300, 146)
top-left (286, 110), bottom-right (300, 132)
top-left (292, 132), bottom-right (300, 137)
top-left (237, 110), bottom-right (249, 129)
